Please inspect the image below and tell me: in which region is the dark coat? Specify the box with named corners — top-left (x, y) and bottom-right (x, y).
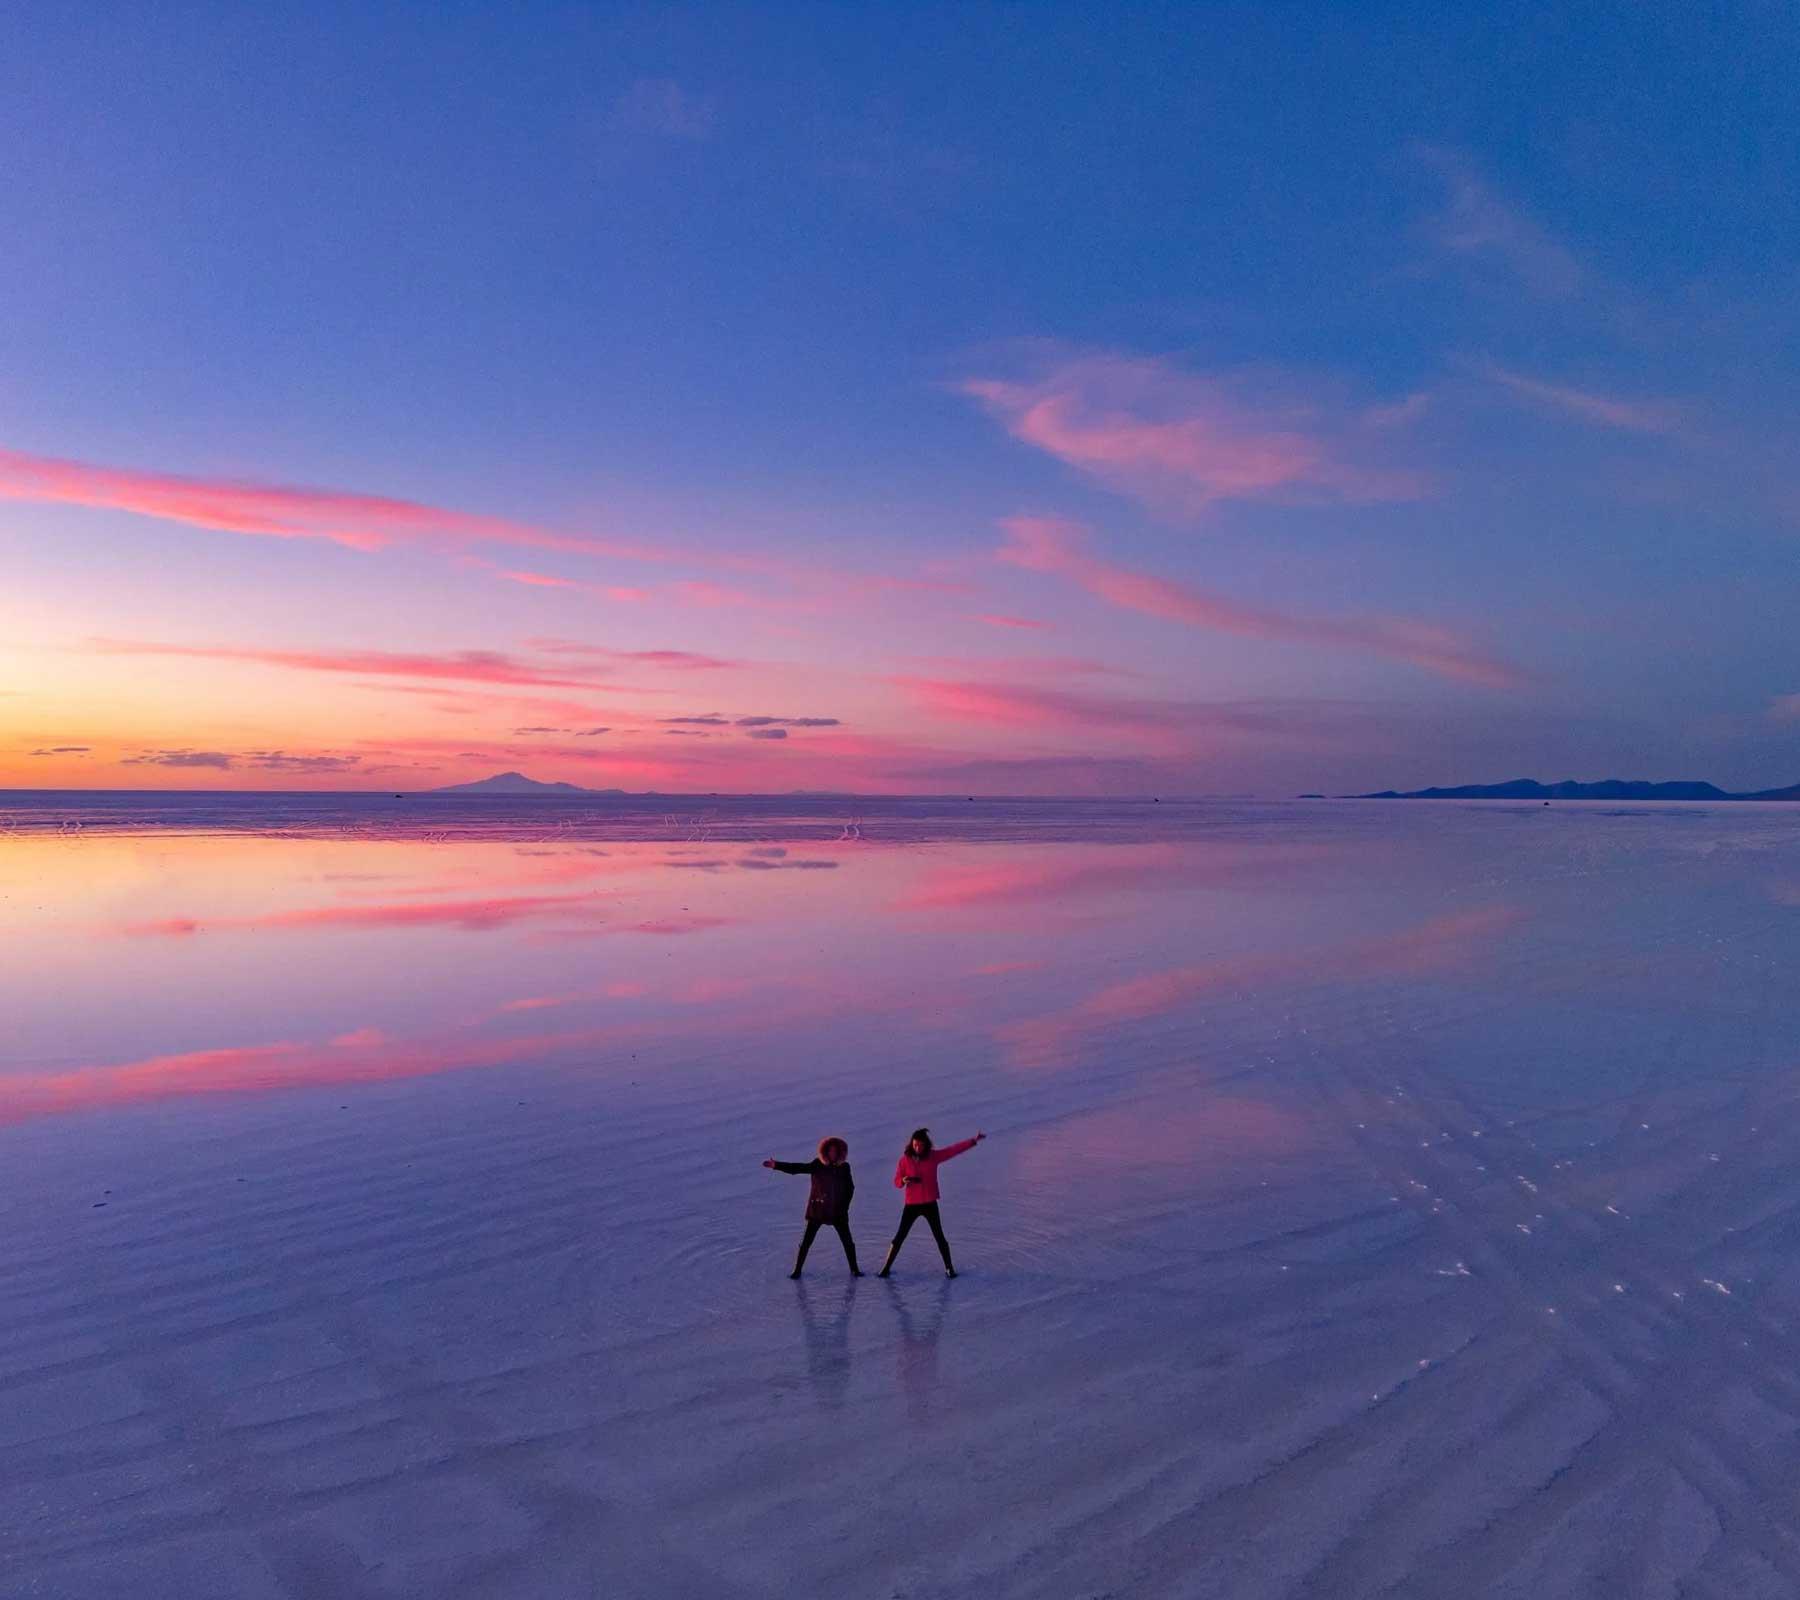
top-left (771, 1159), bottom-right (855, 1223)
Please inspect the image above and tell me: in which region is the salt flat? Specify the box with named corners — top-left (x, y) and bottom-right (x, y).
top-left (4, 800), bottom-right (1800, 1598)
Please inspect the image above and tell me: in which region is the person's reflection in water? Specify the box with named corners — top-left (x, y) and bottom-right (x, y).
top-left (889, 1279), bottom-right (952, 1422)
top-left (794, 1278), bottom-right (855, 1411)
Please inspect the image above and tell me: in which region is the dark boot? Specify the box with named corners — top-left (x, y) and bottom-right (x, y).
top-left (790, 1227), bottom-right (817, 1279)
top-left (877, 1242), bottom-right (900, 1277)
top-left (844, 1238), bottom-right (862, 1276)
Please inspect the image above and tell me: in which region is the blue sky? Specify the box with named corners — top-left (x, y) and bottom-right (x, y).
top-left (2, 2), bottom-right (1797, 792)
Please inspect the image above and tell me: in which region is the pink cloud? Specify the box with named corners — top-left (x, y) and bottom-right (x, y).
top-left (0, 446), bottom-right (663, 560)
top-left (967, 613), bottom-right (1052, 631)
top-left (491, 567), bottom-right (657, 603)
top-left (1487, 367), bottom-right (1683, 435)
top-left (543, 914), bottom-right (738, 937)
top-left (529, 641), bottom-right (745, 670)
top-left (1415, 147), bottom-right (1582, 298)
top-left (93, 639), bottom-right (673, 694)
top-left (998, 517), bottom-right (1526, 689)
top-left (891, 675), bottom-right (1276, 740)
top-left (962, 352), bottom-right (1427, 514)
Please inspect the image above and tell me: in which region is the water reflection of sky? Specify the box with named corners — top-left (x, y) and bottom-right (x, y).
top-left (10, 804), bottom-right (1800, 1594)
top-left (3, 805), bottom-right (1797, 1139)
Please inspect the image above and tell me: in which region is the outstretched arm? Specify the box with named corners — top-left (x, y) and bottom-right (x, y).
top-left (765, 1159), bottom-right (812, 1175)
top-left (934, 1133), bottom-right (986, 1163)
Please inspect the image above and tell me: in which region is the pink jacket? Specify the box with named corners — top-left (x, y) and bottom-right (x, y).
top-left (893, 1138), bottom-right (977, 1205)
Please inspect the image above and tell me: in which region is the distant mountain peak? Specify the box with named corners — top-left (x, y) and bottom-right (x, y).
top-left (425, 771), bottom-right (597, 795)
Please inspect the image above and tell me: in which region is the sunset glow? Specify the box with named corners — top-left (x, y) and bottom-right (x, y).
top-left (6, 8), bottom-right (1795, 799)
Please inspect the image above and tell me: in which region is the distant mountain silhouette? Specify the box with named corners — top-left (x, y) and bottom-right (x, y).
top-left (424, 771), bottom-right (624, 796)
top-left (1351, 776), bottom-right (1799, 801)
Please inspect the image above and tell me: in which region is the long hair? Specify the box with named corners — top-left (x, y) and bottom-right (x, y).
top-left (817, 1135), bottom-right (848, 1164)
top-left (903, 1126), bottom-right (932, 1159)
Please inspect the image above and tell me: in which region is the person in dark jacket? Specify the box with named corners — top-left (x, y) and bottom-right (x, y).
top-left (763, 1136), bottom-right (860, 1278)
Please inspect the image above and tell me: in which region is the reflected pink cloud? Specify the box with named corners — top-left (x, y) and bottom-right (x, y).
top-left (0, 1019), bottom-right (671, 1128)
top-left (963, 352), bottom-right (1427, 513)
top-left (1000, 905), bottom-right (1524, 1067)
top-left (897, 845), bottom-right (1301, 911)
top-left (896, 849), bottom-right (1180, 910)
top-left (1013, 1093), bottom-right (1316, 1192)
top-left (122, 892), bottom-right (612, 937)
top-left (999, 517), bottom-right (1527, 689)
top-left (495, 976), bottom-right (753, 1015)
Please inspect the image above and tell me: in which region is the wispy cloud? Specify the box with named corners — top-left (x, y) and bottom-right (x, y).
top-left (94, 639), bottom-right (669, 694)
top-left (660, 712), bottom-right (841, 729)
top-left (733, 715), bottom-right (840, 728)
top-left (0, 446), bottom-right (659, 561)
top-left (530, 641), bottom-right (745, 670)
top-left (962, 350), bottom-right (1427, 515)
top-left (1415, 146), bottom-right (1582, 297)
top-left (999, 517), bottom-right (1526, 689)
top-left (883, 753), bottom-right (1190, 794)
top-left (613, 78), bottom-right (714, 141)
top-left (1486, 366), bottom-right (1684, 435)
top-left (29, 745), bottom-right (90, 755)
top-left (121, 748), bottom-right (234, 770)
top-left (243, 750), bottom-right (362, 772)
top-left (892, 675), bottom-right (1282, 739)
top-left (966, 612), bottom-right (1052, 631)
top-left (489, 567), bottom-right (657, 602)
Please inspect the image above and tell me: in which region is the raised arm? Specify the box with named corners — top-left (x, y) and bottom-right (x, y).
top-left (934, 1134), bottom-right (984, 1164)
top-left (765, 1159), bottom-right (813, 1175)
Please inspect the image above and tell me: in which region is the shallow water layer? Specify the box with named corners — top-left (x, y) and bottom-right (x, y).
top-left (4, 801), bottom-right (1800, 1598)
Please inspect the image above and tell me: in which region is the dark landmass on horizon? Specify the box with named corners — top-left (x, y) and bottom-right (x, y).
top-left (1347, 777), bottom-right (1800, 802)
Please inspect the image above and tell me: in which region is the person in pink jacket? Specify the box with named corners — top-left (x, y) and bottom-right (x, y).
top-left (878, 1125), bottom-right (986, 1278)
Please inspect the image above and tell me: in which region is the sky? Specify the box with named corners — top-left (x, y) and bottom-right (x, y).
top-left (2, 1), bottom-right (1797, 796)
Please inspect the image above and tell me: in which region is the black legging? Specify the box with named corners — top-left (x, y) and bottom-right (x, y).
top-left (890, 1202), bottom-right (953, 1270)
top-left (795, 1217), bottom-right (859, 1272)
